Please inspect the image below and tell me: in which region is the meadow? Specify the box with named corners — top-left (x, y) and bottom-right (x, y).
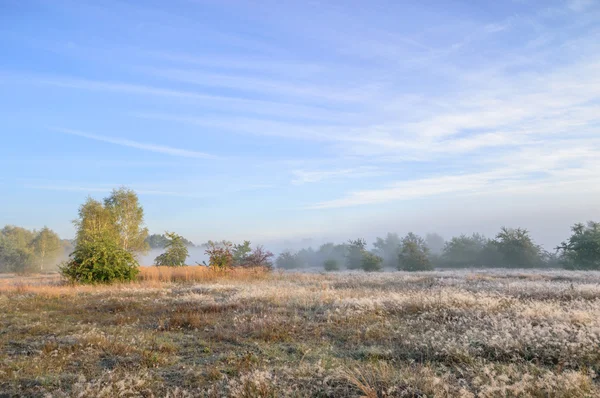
top-left (1, 268), bottom-right (600, 397)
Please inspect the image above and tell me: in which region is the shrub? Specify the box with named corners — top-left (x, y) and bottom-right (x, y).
top-left (323, 258), bottom-right (339, 272)
top-left (154, 232), bottom-right (189, 267)
top-left (204, 240), bottom-right (234, 270)
top-left (398, 233), bottom-right (432, 271)
top-left (243, 246), bottom-right (274, 269)
top-left (361, 252), bottom-right (383, 272)
top-left (558, 221), bottom-right (600, 270)
top-left (60, 237), bottom-right (139, 284)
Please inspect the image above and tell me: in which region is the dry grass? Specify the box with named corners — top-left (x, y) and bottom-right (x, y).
top-left (1, 268), bottom-right (600, 397)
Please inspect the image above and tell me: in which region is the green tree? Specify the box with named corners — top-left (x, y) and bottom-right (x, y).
top-left (557, 221), bottom-right (600, 270)
top-left (61, 236), bottom-right (139, 284)
top-left (232, 240), bottom-right (252, 266)
top-left (73, 198), bottom-right (116, 246)
top-left (31, 226), bottom-right (62, 272)
top-left (361, 252), bottom-right (383, 272)
top-left (398, 233), bottom-right (432, 271)
top-left (104, 187), bottom-right (149, 254)
top-left (441, 233), bottom-right (488, 268)
top-left (154, 232), bottom-right (189, 267)
top-left (494, 227), bottom-right (542, 268)
top-left (346, 238), bottom-right (367, 270)
top-left (323, 258), bottom-right (339, 272)
top-left (0, 226), bottom-right (36, 273)
top-left (425, 233), bottom-right (445, 255)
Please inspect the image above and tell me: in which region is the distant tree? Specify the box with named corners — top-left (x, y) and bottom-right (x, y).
top-left (232, 240), bottom-right (252, 266)
top-left (557, 221), bottom-right (600, 270)
top-left (296, 247), bottom-right (317, 268)
top-left (276, 250), bottom-right (300, 269)
top-left (154, 232), bottom-right (189, 267)
top-left (440, 233), bottom-right (488, 268)
top-left (31, 226), bottom-right (62, 272)
top-left (203, 240), bottom-right (233, 270)
top-left (323, 258), bottom-right (340, 272)
top-left (373, 233), bottom-right (401, 268)
top-left (61, 236), bottom-right (139, 284)
top-left (494, 227), bottom-right (542, 268)
top-left (104, 187), bottom-right (149, 254)
top-left (398, 233), bottom-right (432, 271)
top-left (317, 243), bottom-right (348, 267)
top-left (346, 238), bottom-right (367, 270)
top-left (146, 234), bottom-right (170, 249)
top-left (0, 226), bottom-right (36, 273)
top-left (361, 252), bottom-right (383, 272)
top-left (425, 233), bottom-right (445, 255)
top-left (146, 234), bottom-right (195, 249)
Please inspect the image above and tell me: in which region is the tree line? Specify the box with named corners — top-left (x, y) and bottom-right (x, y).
top-left (274, 224), bottom-right (600, 272)
top-left (1, 186), bottom-right (599, 283)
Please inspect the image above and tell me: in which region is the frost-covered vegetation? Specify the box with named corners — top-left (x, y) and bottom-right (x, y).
top-left (1, 268), bottom-right (600, 396)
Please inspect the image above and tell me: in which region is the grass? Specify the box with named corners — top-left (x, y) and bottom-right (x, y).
top-left (1, 268), bottom-right (600, 397)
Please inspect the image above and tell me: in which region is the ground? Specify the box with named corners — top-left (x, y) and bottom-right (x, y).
top-left (1, 267), bottom-right (600, 397)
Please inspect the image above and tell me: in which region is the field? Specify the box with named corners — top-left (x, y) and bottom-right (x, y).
top-left (1, 268), bottom-right (600, 397)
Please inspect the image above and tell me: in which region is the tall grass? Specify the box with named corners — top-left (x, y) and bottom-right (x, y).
top-left (138, 265), bottom-right (271, 283)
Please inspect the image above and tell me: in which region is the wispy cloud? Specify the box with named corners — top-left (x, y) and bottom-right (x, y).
top-left (291, 167), bottom-right (384, 185)
top-left (52, 127), bottom-right (216, 159)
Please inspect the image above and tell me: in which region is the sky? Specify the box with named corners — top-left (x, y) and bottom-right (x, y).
top-left (1, 0), bottom-right (599, 251)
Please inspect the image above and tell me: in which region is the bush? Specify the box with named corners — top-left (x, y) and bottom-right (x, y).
top-left (276, 251), bottom-right (300, 269)
top-left (204, 241), bottom-right (233, 270)
top-left (323, 258), bottom-right (339, 272)
top-left (558, 221), bottom-right (600, 270)
top-left (60, 237), bottom-right (139, 284)
top-left (361, 252), bottom-right (383, 272)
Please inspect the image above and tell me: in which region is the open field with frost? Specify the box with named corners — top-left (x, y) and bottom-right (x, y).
top-left (1, 267), bottom-right (600, 397)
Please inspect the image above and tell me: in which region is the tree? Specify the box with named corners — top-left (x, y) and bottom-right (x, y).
top-left (323, 258), bottom-right (339, 272)
top-left (61, 236), bottom-right (139, 284)
top-left (232, 241), bottom-right (252, 266)
top-left (31, 227), bottom-right (62, 272)
top-left (398, 233), bottom-right (432, 271)
top-left (346, 238), bottom-right (367, 270)
top-left (557, 221), bottom-right (600, 270)
top-left (276, 250), bottom-right (300, 269)
top-left (0, 226), bottom-right (36, 273)
top-left (361, 252), bottom-right (383, 272)
top-left (154, 232), bottom-right (189, 267)
top-left (204, 240), bottom-right (233, 270)
top-left (494, 227), bottom-right (542, 268)
top-left (104, 187), bottom-right (149, 254)
top-left (146, 233), bottom-right (195, 249)
top-left (244, 246), bottom-right (274, 269)
top-left (73, 198), bottom-right (116, 246)
top-left (373, 233), bottom-right (401, 268)
top-left (440, 233), bottom-right (488, 268)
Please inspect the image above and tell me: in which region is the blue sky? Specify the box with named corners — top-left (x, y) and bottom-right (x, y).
top-left (1, 0), bottom-right (599, 249)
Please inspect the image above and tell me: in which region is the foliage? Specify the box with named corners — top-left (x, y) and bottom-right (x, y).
top-left (104, 187), bottom-right (149, 254)
top-left (146, 233), bottom-right (195, 249)
top-left (373, 233), bottom-right (401, 268)
top-left (361, 251), bottom-right (383, 272)
top-left (243, 246), bottom-right (274, 269)
top-left (204, 240), bottom-right (234, 270)
top-left (60, 236), bottom-right (139, 284)
top-left (398, 233), bottom-right (432, 271)
top-left (73, 198), bottom-right (116, 247)
top-left (346, 238), bottom-right (367, 270)
top-left (31, 226), bottom-right (62, 272)
top-left (323, 258), bottom-right (340, 272)
top-left (154, 232), bottom-right (189, 267)
top-left (440, 233), bottom-right (488, 268)
top-left (232, 240), bottom-right (252, 266)
top-left (494, 227), bottom-right (542, 268)
top-left (276, 250), bottom-right (300, 269)
top-left (557, 221), bottom-right (600, 270)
